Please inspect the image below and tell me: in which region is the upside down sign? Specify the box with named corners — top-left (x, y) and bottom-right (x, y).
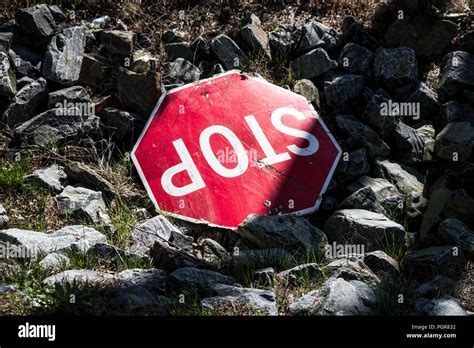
top-left (132, 71), bottom-right (341, 229)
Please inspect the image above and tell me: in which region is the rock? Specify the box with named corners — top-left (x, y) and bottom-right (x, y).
top-left (385, 17), bottom-right (457, 59)
top-left (129, 215), bottom-right (178, 256)
top-left (117, 268), bottom-right (167, 292)
top-left (363, 250), bottom-right (399, 276)
top-left (253, 267), bottom-right (274, 287)
top-left (374, 158), bottom-right (424, 196)
top-left (211, 35), bottom-right (249, 70)
top-left (434, 122), bottom-right (473, 161)
top-left (164, 42), bottom-right (194, 62)
top-left (150, 239), bottom-right (206, 271)
top-left (324, 209), bottom-right (406, 252)
top-left (324, 74), bottom-right (365, 107)
top-left (293, 79), bottom-right (319, 105)
top-left (198, 238), bottom-right (229, 264)
top-left (405, 246), bottom-right (465, 281)
top-left (101, 107), bottom-right (145, 143)
top-left (339, 186), bottom-right (387, 215)
top-left (350, 176), bottom-right (404, 212)
top-left (238, 214), bottom-right (328, 253)
top-left (438, 101), bottom-right (474, 128)
top-left (79, 54), bottom-right (109, 86)
top-left (114, 286), bottom-right (171, 314)
top-left (42, 26), bottom-right (86, 85)
top-left (16, 77), bottom-right (34, 90)
top-left (2, 78), bottom-right (48, 127)
top-left (297, 21), bottom-right (342, 54)
top-left (202, 284), bottom-right (278, 315)
top-left (0, 32), bottom-right (13, 51)
top-left (0, 205), bottom-right (8, 229)
top-left (276, 263), bottom-right (323, 285)
top-left (9, 43), bottom-right (42, 77)
top-left (13, 108), bottom-right (95, 146)
top-left (117, 69), bottom-right (161, 118)
top-left (170, 267), bottom-right (236, 290)
top-left (415, 275), bottom-right (458, 298)
top-left (420, 189), bottom-right (474, 243)
top-left (100, 30), bottom-right (134, 56)
top-left (163, 27), bottom-right (185, 44)
top-left (339, 43), bottom-right (374, 77)
top-left (230, 248), bottom-right (296, 269)
top-left (64, 162), bottom-right (116, 197)
top-left (15, 5), bottom-right (56, 47)
top-left (25, 164), bottom-right (67, 193)
top-left (395, 82), bottom-right (440, 121)
top-left (0, 225), bottom-right (106, 257)
top-left (39, 252), bottom-right (70, 271)
top-left (414, 297), bottom-right (467, 316)
top-left (374, 47), bottom-right (418, 90)
top-left (342, 16), bottom-right (379, 51)
top-left (47, 5), bottom-right (66, 23)
top-left (163, 58), bottom-right (200, 85)
top-left (291, 48), bottom-right (337, 79)
top-left (336, 148), bottom-right (370, 184)
top-left (438, 218), bottom-right (474, 256)
top-left (326, 258), bottom-right (379, 282)
top-left (268, 24), bottom-right (302, 57)
top-left (132, 50), bottom-right (158, 74)
top-left (438, 51), bottom-right (474, 98)
top-left (394, 122), bottom-right (428, 163)
top-left (336, 114), bottom-right (390, 157)
top-left (56, 186), bottom-right (110, 224)
top-left (0, 50), bottom-right (16, 98)
top-left (42, 269), bottom-right (115, 287)
top-left (0, 284), bottom-right (16, 295)
top-left (47, 85), bottom-right (91, 109)
top-left (240, 14), bottom-right (271, 59)
top-left (405, 191), bottom-right (429, 226)
top-left (289, 277), bottom-right (378, 315)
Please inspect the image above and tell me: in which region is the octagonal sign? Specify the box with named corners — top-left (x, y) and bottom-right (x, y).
top-left (132, 71), bottom-right (342, 229)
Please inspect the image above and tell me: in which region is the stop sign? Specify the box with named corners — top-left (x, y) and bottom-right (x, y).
top-left (132, 71), bottom-right (341, 229)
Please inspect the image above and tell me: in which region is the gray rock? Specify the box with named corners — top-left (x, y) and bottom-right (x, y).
top-left (268, 24), bottom-right (302, 57)
top-left (117, 268), bottom-right (167, 292)
top-left (163, 58), bottom-right (200, 85)
top-left (336, 148), bottom-right (370, 184)
top-left (350, 176), bottom-right (404, 212)
top-left (324, 209), bottom-right (406, 252)
top-left (339, 186), bottom-right (387, 215)
top-left (100, 107), bottom-right (145, 143)
top-left (198, 238), bottom-right (229, 264)
top-left (0, 32), bottom-right (13, 51)
top-left (25, 164), bottom-right (67, 193)
top-left (438, 51), bottom-right (474, 98)
top-left (297, 21), bottom-right (342, 54)
top-left (42, 26), bottom-right (86, 85)
top-left (326, 258), bottom-right (379, 282)
top-left (163, 27), bottom-right (185, 44)
top-left (342, 16), bottom-right (379, 51)
top-left (374, 158), bottom-right (424, 196)
top-left (438, 101), bottom-right (474, 127)
top-left (230, 248), bottom-right (296, 269)
top-left (336, 114), bottom-right (390, 157)
top-left (414, 297), bottom-right (467, 316)
top-left (385, 17), bottom-right (457, 59)
top-left (339, 43), bottom-right (374, 77)
top-left (0, 205), bottom-right (8, 229)
top-left (293, 79), bottom-right (319, 105)
top-left (56, 186), bottom-right (110, 224)
top-left (415, 275), bottom-right (458, 298)
top-left (129, 215), bottom-right (177, 256)
top-left (114, 286), bottom-right (171, 314)
top-left (16, 76), bottom-right (34, 90)
top-left (363, 250), bottom-right (399, 276)
top-left (0, 284), bottom-right (16, 295)
top-left (253, 267), bottom-right (274, 287)
top-left (324, 74), bottom-right (365, 107)
top-left (290, 277), bottom-right (378, 315)
top-left (374, 47), bottom-right (418, 90)
top-left (42, 269), bottom-right (115, 287)
top-left (9, 44), bottom-right (42, 77)
top-left (240, 14), bottom-right (271, 59)
top-left (100, 30), bottom-right (134, 55)
top-left (39, 252), bottom-right (70, 271)
top-left (202, 284), bottom-right (278, 315)
top-left (117, 69), bottom-right (161, 118)
top-left (0, 225), bottom-right (106, 257)
top-left (47, 85), bottom-right (91, 109)
top-left (132, 50), bottom-right (158, 74)
top-left (434, 122), bottom-right (473, 161)
top-left (238, 214), bottom-right (328, 253)
top-left (394, 122), bottom-right (428, 163)
top-left (276, 263), bottom-right (323, 285)
top-left (15, 5), bottom-right (56, 46)
top-left (211, 35), bottom-right (249, 70)
top-left (79, 54), bottom-right (109, 86)
top-left (396, 82), bottom-right (440, 121)
top-left (361, 90), bottom-right (401, 141)
top-left (164, 42), bottom-right (194, 62)
top-left (150, 239), bottom-right (206, 271)
top-left (405, 246), bottom-right (465, 281)
top-left (291, 48), bottom-right (337, 79)
top-left (0, 50), bottom-right (16, 97)
top-left (170, 267), bottom-right (236, 290)
top-left (64, 162), bottom-right (116, 198)
top-left (405, 191), bottom-right (429, 224)
top-left (2, 78), bottom-right (48, 126)
top-left (438, 218), bottom-right (474, 256)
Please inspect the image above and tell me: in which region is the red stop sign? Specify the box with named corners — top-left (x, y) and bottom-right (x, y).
top-left (132, 71), bottom-right (341, 229)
